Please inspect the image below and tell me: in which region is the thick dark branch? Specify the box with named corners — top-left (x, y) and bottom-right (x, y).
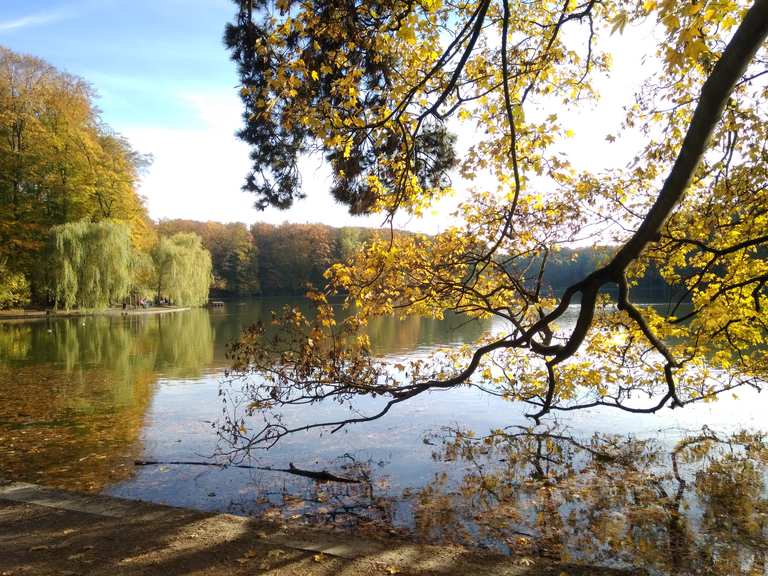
top-left (501, 0), bottom-right (521, 202)
top-left (520, 0), bottom-right (599, 104)
top-left (424, 0), bottom-right (491, 118)
top-left (373, 0), bottom-right (490, 129)
top-left (608, 0), bottom-right (768, 273)
top-left (527, 0), bottom-right (768, 411)
top-left (617, 274), bottom-right (677, 367)
top-left (527, 362), bottom-right (557, 423)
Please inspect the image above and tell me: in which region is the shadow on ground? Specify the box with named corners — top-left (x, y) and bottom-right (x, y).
top-left (0, 483), bottom-right (640, 576)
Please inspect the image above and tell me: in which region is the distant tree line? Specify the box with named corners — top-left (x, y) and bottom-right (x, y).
top-left (157, 219), bottom-right (679, 299)
top-left (0, 44), bottom-right (675, 309)
top-left (157, 220), bottom-right (392, 296)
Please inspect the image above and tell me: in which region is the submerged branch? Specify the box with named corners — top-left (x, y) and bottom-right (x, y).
top-left (134, 460), bottom-right (360, 484)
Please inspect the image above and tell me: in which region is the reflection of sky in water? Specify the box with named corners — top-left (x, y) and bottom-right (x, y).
top-left (1, 299), bottom-right (766, 571)
top-left (98, 302), bottom-right (767, 519)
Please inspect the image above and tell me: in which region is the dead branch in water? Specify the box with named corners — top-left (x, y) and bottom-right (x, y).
top-left (133, 459), bottom-right (360, 484)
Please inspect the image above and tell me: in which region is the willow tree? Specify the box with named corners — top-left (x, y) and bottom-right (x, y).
top-left (156, 219), bottom-right (259, 294)
top-left (48, 220), bottom-right (133, 310)
top-left (223, 0), bottom-right (768, 446)
top-left (151, 233), bottom-right (213, 307)
top-left (0, 47), bottom-right (154, 292)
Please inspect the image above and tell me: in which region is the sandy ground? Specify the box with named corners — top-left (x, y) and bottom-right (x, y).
top-left (0, 481), bottom-right (642, 576)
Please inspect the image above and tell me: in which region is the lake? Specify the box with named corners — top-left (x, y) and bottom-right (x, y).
top-left (1, 299), bottom-right (766, 575)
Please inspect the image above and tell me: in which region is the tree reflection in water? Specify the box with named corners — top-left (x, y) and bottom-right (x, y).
top-left (417, 426), bottom-right (768, 575)
top-left (0, 310), bottom-right (214, 491)
top-left (225, 453), bottom-right (403, 539)
top-left (226, 426), bottom-right (767, 575)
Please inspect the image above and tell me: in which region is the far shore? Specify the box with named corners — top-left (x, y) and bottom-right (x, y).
top-left (0, 305), bottom-right (191, 323)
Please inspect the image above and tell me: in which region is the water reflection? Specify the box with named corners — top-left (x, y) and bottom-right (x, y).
top-left (0, 302), bottom-right (494, 492)
top-left (0, 301), bottom-right (765, 576)
top-left (365, 313), bottom-right (489, 355)
top-left (416, 426), bottom-right (768, 575)
top-left (0, 310), bottom-right (215, 490)
top-left (225, 427), bottom-right (767, 576)
top-left (0, 311), bottom-right (215, 375)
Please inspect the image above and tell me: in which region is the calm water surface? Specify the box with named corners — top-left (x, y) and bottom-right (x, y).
top-left (1, 299), bottom-right (766, 574)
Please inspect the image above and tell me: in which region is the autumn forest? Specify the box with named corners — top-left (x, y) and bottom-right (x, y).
top-left (0, 45), bottom-right (672, 310)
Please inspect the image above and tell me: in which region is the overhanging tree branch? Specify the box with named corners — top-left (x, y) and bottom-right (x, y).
top-left (222, 0), bottom-right (768, 448)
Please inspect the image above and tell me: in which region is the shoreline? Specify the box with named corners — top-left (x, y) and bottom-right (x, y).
top-left (0, 480), bottom-right (635, 576)
top-left (0, 305), bottom-right (191, 323)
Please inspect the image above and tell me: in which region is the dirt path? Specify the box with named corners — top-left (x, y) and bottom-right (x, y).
top-left (0, 481), bottom-right (641, 576)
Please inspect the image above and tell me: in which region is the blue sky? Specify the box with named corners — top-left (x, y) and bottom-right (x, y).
top-left (0, 0), bottom-right (388, 226)
top-left (0, 0), bottom-right (237, 130)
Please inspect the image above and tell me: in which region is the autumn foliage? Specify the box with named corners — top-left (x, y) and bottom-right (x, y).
top-left (0, 47), bottom-right (217, 309)
top-left (0, 47), bottom-right (154, 305)
top-left (222, 0), bottom-right (768, 442)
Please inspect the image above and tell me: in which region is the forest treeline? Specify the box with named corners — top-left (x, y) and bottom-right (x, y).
top-left (157, 219), bottom-right (676, 299)
top-left (156, 220), bottom-right (391, 296)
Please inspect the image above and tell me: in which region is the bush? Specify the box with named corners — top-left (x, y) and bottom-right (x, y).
top-left (0, 260), bottom-right (31, 309)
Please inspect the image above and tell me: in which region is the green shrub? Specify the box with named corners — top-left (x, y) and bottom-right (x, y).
top-left (0, 260), bottom-right (31, 309)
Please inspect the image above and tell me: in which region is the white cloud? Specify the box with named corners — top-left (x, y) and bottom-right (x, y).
top-left (124, 91), bottom-right (392, 229)
top-left (0, 10), bottom-right (69, 33)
